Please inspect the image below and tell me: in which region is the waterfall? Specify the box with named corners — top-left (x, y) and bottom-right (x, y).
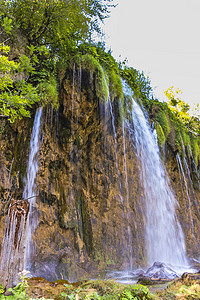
top-left (0, 107), bottom-right (42, 287)
top-left (71, 63), bottom-right (76, 137)
top-left (124, 83), bottom-right (188, 268)
top-left (104, 86), bottom-right (133, 268)
top-left (122, 121), bottom-right (133, 270)
top-left (131, 100), bottom-right (188, 266)
top-left (176, 153), bottom-right (194, 236)
top-left (0, 202), bottom-right (29, 288)
top-left (108, 97), bottom-right (123, 198)
top-left (23, 107), bottom-right (43, 269)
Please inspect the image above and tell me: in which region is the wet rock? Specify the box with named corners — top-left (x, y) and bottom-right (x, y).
top-left (0, 63), bottom-right (200, 285)
top-left (181, 271), bottom-right (200, 284)
top-left (142, 262), bottom-right (178, 280)
top-left (137, 276), bottom-right (170, 285)
top-left (189, 258), bottom-right (200, 271)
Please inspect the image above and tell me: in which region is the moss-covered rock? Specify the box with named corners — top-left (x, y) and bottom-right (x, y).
top-left (0, 62), bottom-right (199, 285)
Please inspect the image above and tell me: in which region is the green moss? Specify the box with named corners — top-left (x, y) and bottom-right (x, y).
top-left (80, 54), bottom-right (99, 73)
top-left (120, 66), bottom-right (153, 101)
top-left (78, 280), bottom-right (153, 300)
top-left (181, 130), bottom-right (194, 159)
top-left (119, 99), bottom-right (125, 122)
top-left (61, 54), bottom-right (125, 103)
top-left (172, 120), bottom-right (185, 153)
top-left (190, 136), bottom-right (200, 165)
top-left (182, 131), bottom-right (191, 150)
top-left (108, 70), bottom-right (124, 100)
top-left (95, 64), bottom-right (109, 101)
top-left (155, 122), bottom-right (166, 146)
top-left (38, 76), bottom-right (59, 109)
top-left (156, 278), bottom-right (200, 299)
top-left (155, 110), bottom-right (170, 137)
top-left (82, 54), bottom-right (123, 102)
top-left (75, 54), bottom-right (109, 101)
top-left (142, 99), bottom-right (197, 157)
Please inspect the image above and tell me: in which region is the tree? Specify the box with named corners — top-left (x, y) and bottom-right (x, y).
top-left (164, 87), bottom-right (191, 124)
top-left (164, 86), bottom-right (200, 135)
top-left (120, 64), bottom-right (153, 100)
top-left (0, 15), bottom-right (39, 122)
top-left (3, 0), bottom-right (115, 56)
top-left (0, 0), bottom-right (116, 122)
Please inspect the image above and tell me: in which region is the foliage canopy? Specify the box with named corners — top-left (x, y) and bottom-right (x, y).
top-left (0, 0), bottom-right (115, 122)
top-left (3, 0), bottom-right (115, 55)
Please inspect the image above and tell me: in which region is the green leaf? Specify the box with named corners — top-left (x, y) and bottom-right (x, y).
top-left (0, 284), bottom-right (4, 295)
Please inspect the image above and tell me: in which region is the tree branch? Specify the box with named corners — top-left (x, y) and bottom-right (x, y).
top-left (9, 195), bottom-right (38, 208)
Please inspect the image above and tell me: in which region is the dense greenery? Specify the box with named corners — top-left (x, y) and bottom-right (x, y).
top-left (0, 0), bottom-right (199, 160)
top-left (2, 0), bottom-right (115, 49)
top-left (117, 61), bottom-right (200, 165)
top-left (119, 64), bottom-right (153, 101)
top-left (141, 96), bottom-right (199, 163)
top-left (0, 278), bottom-right (154, 299)
top-left (164, 87), bottom-right (190, 124)
top-left (0, 2), bottom-right (200, 298)
top-left (1, 276), bottom-right (200, 299)
top-left (0, 14), bottom-right (39, 121)
top-left (0, 0), bottom-right (116, 122)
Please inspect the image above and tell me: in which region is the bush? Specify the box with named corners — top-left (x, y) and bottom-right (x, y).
top-left (38, 76), bottom-right (59, 109)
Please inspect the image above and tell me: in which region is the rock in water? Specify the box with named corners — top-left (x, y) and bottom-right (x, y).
top-left (144, 262), bottom-right (178, 279)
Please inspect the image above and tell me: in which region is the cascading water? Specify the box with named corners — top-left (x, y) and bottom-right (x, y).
top-left (0, 107), bottom-right (42, 287)
top-left (122, 121), bottom-right (133, 270)
top-left (0, 200), bottom-right (29, 288)
top-left (190, 152), bottom-right (200, 190)
top-left (123, 82), bottom-right (188, 269)
top-left (176, 153), bottom-right (194, 236)
top-left (23, 107), bottom-right (43, 269)
top-left (107, 94), bottom-right (134, 269)
top-left (108, 97), bottom-right (123, 197)
top-left (106, 95), bottom-right (134, 283)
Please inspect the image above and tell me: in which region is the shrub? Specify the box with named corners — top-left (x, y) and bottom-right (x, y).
top-left (38, 76), bottom-right (59, 109)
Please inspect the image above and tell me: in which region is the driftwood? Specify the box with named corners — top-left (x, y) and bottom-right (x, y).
top-left (0, 195), bottom-right (38, 216)
top-left (9, 195), bottom-right (38, 208)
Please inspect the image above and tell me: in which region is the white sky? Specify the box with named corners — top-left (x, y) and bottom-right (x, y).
top-left (102, 0), bottom-right (200, 108)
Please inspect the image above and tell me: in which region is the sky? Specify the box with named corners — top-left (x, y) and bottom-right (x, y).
top-left (102, 0), bottom-right (200, 109)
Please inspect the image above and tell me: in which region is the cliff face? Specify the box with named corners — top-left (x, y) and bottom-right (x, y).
top-left (0, 66), bottom-right (199, 283)
top-left (32, 67), bottom-right (145, 281)
top-left (165, 145), bottom-right (200, 257)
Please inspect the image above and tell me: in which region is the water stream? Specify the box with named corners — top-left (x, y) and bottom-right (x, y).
top-left (1, 74), bottom-right (198, 286)
top-left (107, 94), bottom-right (133, 269)
top-left (0, 107), bottom-right (42, 287)
top-left (23, 107), bottom-right (43, 269)
top-left (108, 97), bottom-right (123, 197)
top-left (0, 203), bottom-right (29, 287)
top-left (176, 153), bottom-right (194, 236)
top-left (122, 121), bottom-right (133, 270)
top-left (129, 98), bottom-right (188, 268)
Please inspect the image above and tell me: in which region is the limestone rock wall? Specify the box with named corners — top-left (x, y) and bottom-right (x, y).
top-left (0, 66), bottom-right (199, 283)
top-left (165, 145), bottom-right (200, 258)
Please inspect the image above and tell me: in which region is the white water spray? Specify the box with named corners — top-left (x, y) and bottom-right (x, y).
top-left (176, 153), bottom-right (194, 236)
top-left (130, 99), bottom-right (188, 267)
top-left (108, 97), bottom-right (123, 197)
top-left (122, 121), bottom-right (133, 270)
top-left (121, 79), bottom-right (189, 268)
top-left (0, 107), bottom-right (42, 287)
top-left (106, 84), bottom-right (133, 268)
top-left (23, 107), bottom-right (43, 269)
